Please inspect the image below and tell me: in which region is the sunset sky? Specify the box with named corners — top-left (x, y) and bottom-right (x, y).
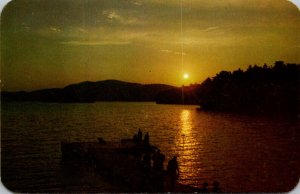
top-left (1, 0), bottom-right (300, 91)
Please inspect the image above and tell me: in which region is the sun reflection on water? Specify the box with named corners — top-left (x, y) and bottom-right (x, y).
top-left (181, 109), bottom-right (192, 134)
top-left (175, 109), bottom-right (204, 185)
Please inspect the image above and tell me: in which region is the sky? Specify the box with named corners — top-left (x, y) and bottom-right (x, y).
top-left (1, 0), bottom-right (300, 91)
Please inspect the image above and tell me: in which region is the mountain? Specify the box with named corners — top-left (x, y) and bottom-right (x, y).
top-left (156, 84), bottom-right (200, 105)
top-left (1, 80), bottom-right (175, 103)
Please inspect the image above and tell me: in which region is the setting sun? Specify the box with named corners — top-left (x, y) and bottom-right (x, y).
top-left (183, 73), bottom-right (189, 79)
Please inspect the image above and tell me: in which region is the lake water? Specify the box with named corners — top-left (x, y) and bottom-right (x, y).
top-left (1, 102), bottom-right (300, 192)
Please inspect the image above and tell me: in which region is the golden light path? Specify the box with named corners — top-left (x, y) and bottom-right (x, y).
top-left (175, 109), bottom-right (204, 185)
top-left (180, 109), bottom-right (192, 133)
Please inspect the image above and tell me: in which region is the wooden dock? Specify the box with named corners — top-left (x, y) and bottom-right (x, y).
top-left (61, 137), bottom-right (200, 192)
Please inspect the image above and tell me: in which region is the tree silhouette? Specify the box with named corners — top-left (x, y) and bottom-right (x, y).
top-left (197, 61), bottom-right (300, 116)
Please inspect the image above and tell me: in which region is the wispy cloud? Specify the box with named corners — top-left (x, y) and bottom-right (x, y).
top-left (49, 27), bottom-right (61, 33)
top-left (60, 40), bottom-right (131, 46)
top-left (102, 9), bottom-right (140, 25)
top-left (78, 28), bottom-right (88, 33)
top-left (103, 10), bottom-right (121, 21)
top-left (161, 49), bottom-right (186, 55)
top-left (35, 26), bottom-right (63, 37)
top-left (132, 0), bottom-right (142, 6)
top-left (201, 26), bottom-right (220, 32)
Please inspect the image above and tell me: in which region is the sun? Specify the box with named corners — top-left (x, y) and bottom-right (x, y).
top-left (183, 73), bottom-right (189, 79)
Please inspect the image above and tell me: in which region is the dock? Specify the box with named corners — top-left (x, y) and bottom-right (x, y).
top-left (61, 136), bottom-right (200, 192)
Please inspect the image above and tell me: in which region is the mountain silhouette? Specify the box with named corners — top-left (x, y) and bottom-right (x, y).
top-left (156, 84), bottom-right (200, 105)
top-left (1, 80), bottom-right (175, 103)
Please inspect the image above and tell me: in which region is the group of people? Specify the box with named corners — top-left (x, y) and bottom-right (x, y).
top-left (133, 128), bottom-right (149, 146)
top-left (139, 148), bottom-right (166, 173)
top-left (139, 150), bottom-right (179, 191)
top-left (132, 129), bottom-right (180, 191)
top-left (131, 129), bottom-right (221, 192)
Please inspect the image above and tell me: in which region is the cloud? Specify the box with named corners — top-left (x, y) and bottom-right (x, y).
top-left (161, 49), bottom-right (186, 55)
top-left (60, 40), bottom-right (131, 46)
top-left (102, 9), bottom-right (140, 25)
top-left (78, 28), bottom-right (88, 33)
top-left (131, 0), bottom-right (142, 6)
top-left (34, 26), bottom-right (63, 38)
top-left (49, 27), bottom-right (61, 33)
top-left (201, 26), bottom-right (220, 32)
top-left (20, 22), bottom-right (31, 32)
top-left (103, 10), bottom-right (121, 21)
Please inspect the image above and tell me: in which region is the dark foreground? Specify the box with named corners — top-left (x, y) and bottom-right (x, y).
top-left (61, 137), bottom-right (206, 193)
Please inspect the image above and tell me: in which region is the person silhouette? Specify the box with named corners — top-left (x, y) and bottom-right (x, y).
top-left (167, 156), bottom-right (179, 191)
top-left (211, 181), bottom-right (221, 193)
top-left (153, 149), bottom-right (165, 171)
top-left (142, 152), bottom-right (151, 173)
top-left (143, 132), bottom-right (149, 146)
top-left (133, 134), bottom-right (138, 143)
top-left (137, 128), bottom-right (142, 143)
top-left (201, 182), bottom-right (209, 193)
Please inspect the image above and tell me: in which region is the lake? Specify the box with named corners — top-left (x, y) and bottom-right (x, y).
top-left (1, 102), bottom-right (299, 192)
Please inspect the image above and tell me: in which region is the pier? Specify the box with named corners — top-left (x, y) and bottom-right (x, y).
top-left (61, 135), bottom-right (200, 192)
